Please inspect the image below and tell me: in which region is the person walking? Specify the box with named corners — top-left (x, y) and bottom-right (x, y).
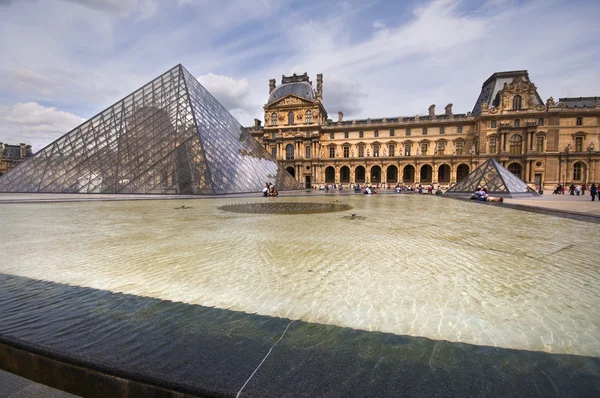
top-left (591, 184), bottom-right (597, 201)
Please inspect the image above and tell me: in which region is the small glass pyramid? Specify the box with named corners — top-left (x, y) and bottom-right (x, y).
top-left (445, 158), bottom-right (538, 197)
top-left (0, 65), bottom-right (299, 194)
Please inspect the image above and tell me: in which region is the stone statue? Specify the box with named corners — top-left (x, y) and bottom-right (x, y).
top-left (546, 97), bottom-right (555, 107)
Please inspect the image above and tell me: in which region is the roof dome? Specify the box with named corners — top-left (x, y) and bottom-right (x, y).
top-left (268, 81), bottom-right (315, 104)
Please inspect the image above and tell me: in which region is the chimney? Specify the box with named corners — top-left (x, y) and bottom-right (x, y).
top-left (428, 104), bottom-right (436, 117)
top-left (316, 73), bottom-right (323, 101)
top-left (445, 103), bottom-right (453, 116)
top-left (254, 118), bottom-right (262, 128)
top-left (269, 79), bottom-right (276, 94)
top-left (338, 111), bottom-right (344, 122)
top-left (19, 143), bottom-right (26, 158)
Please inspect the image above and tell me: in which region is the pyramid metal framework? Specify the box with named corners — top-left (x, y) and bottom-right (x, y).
top-left (0, 65), bottom-right (299, 195)
top-left (445, 158), bottom-right (539, 197)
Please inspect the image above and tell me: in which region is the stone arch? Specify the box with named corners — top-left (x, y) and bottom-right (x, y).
top-left (456, 164), bottom-right (469, 182)
top-left (420, 164), bottom-right (433, 183)
top-left (285, 143), bottom-right (294, 160)
top-left (340, 166), bottom-right (350, 183)
top-left (386, 165), bottom-right (398, 183)
top-left (286, 166), bottom-right (295, 178)
top-left (509, 133), bottom-right (523, 155)
top-left (325, 166), bottom-right (335, 183)
top-left (370, 165), bottom-right (382, 183)
top-left (508, 162), bottom-right (522, 179)
top-left (402, 165), bottom-right (415, 183)
top-left (355, 166), bottom-right (366, 183)
top-left (438, 164), bottom-right (451, 183)
top-left (572, 161), bottom-right (587, 182)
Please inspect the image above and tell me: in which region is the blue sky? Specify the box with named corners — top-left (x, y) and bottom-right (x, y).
top-left (0, 0), bottom-right (599, 150)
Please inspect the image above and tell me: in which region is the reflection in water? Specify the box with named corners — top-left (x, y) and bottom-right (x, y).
top-left (0, 195), bottom-right (598, 356)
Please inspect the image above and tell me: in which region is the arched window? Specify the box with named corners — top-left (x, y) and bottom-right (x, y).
top-left (573, 162), bottom-right (583, 181)
top-left (509, 134), bottom-right (522, 154)
top-left (513, 95), bottom-right (522, 110)
top-left (288, 111), bottom-right (294, 125)
top-left (286, 144), bottom-right (294, 160)
top-left (306, 110), bottom-right (312, 124)
top-left (271, 112), bottom-right (277, 125)
top-left (508, 163), bottom-right (522, 179)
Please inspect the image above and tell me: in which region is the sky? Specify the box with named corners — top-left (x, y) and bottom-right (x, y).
top-left (0, 0), bottom-right (599, 151)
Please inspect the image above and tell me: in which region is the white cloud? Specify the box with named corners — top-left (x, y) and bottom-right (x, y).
top-left (0, 102), bottom-right (84, 151)
top-left (372, 20), bottom-right (386, 29)
top-left (197, 73), bottom-right (262, 123)
top-left (61, 0), bottom-right (158, 19)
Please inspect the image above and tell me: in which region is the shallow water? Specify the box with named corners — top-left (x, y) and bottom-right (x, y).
top-left (0, 194), bottom-right (598, 356)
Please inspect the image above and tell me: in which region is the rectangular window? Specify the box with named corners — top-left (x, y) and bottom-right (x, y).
top-left (575, 137), bottom-right (583, 152)
top-left (389, 145), bottom-right (395, 156)
top-left (272, 132), bottom-right (276, 139)
top-left (438, 142), bottom-right (445, 155)
top-left (457, 125), bottom-right (462, 134)
top-left (536, 137), bottom-right (544, 152)
top-left (489, 137), bottom-right (497, 153)
top-left (404, 144), bottom-right (411, 156)
top-left (374, 130), bottom-right (379, 138)
top-left (514, 119), bottom-right (520, 127)
top-left (373, 145), bottom-right (379, 157)
top-left (491, 120), bottom-right (497, 128)
top-left (329, 147), bottom-right (335, 158)
top-left (423, 127), bottom-right (428, 135)
top-left (343, 146), bottom-right (349, 158)
top-left (406, 128), bottom-right (411, 136)
top-left (344, 131), bottom-right (349, 139)
top-left (358, 145), bottom-right (364, 157)
top-left (359, 130), bottom-right (364, 138)
top-left (421, 143), bottom-right (428, 155)
top-left (537, 118), bottom-right (544, 126)
top-left (330, 132), bottom-right (335, 139)
top-left (390, 129), bottom-right (395, 137)
top-left (576, 117), bottom-right (583, 126)
top-left (456, 141), bottom-right (463, 155)
top-left (305, 145), bottom-right (310, 159)
top-left (271, 147), bottom-right (277, 158)
top-left (439, 126), bottom-right (444, 134)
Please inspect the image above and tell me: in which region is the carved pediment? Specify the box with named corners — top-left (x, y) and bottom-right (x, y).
top-left (269, 94), bottom-right (315, 107)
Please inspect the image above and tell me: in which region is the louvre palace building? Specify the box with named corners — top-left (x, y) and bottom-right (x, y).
top-left (247, 71), bottom-right (600, 191)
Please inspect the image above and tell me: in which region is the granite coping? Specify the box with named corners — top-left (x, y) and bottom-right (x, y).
top-left (0, 274), bottom-right (599, 397)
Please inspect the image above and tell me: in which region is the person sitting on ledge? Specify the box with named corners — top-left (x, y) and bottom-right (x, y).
top-left (269, 186), bottom-right (278, 197)
top-left (262, 185), bottom-right (269, 197)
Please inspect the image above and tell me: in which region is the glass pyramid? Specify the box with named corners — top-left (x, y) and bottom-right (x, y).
top-left (445, 158), bottom-right (538, 197)
top-left (0, 65), bottom-right (299, 195)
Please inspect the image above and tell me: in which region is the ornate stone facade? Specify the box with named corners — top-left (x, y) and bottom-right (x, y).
top-left (248, 71), bottom-right (600, 191)
top-left (0, 143), bottom-right (33, 176)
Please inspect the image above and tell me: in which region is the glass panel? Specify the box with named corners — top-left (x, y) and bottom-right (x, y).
top-left (0, 65), bottom-right (299, 194)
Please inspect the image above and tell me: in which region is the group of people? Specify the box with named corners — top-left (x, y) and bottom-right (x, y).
top-left (262, 181), bottom-right (278, 197)
top-left (553, 183), bottom-right (599, 200)
top-left (470, 187), bottom-right (504, 202)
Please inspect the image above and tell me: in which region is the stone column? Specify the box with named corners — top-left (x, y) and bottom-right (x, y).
top-left (450, 166), bottom-right (457, 184)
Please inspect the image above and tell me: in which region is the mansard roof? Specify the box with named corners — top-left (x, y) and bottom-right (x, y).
top-left (557, 97), bottom-right (600, 108)
top-left (472, 70), bottom-right (543, 116)
top-left (267, 73), bottom-right (316, 105)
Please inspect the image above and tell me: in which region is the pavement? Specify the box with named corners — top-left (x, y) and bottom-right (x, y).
top-left (503, 191), bottom-right (600, 220)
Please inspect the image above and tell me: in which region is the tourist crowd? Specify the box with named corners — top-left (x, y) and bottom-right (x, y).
top-left (553, 183), bottom-right (599, 201)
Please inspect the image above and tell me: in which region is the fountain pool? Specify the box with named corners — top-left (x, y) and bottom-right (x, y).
top-left (0, 194), bottom-right (598, 358)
